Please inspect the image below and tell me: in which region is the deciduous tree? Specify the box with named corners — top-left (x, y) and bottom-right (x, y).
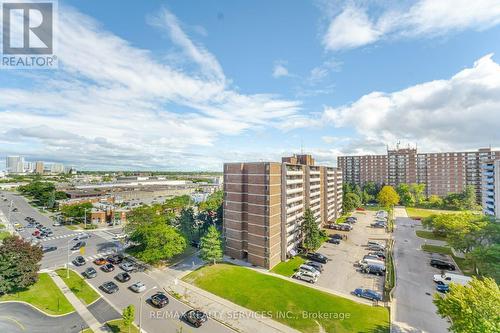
top-left (122, 304), bottom-right (135, 333)
top-left (377, 186), bottom-right (400, 208)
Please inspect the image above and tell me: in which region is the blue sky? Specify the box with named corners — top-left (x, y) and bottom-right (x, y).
top-left (1, 0), bottom-right (500, 170)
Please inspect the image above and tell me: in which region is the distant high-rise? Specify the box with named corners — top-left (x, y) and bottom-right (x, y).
top-left (482, 160), bottom-right (500, 218)
top-left (6, 156), bottom-right (24, 174)
top-left (50, 163), bottom-right (65, 174)
top-left (35, 161), bottom-right (44, 174)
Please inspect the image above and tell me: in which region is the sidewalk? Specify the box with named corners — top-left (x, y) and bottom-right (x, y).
top-left (49, 271), bottom-right (110, 333)
top-left (148, 263), bottom-right (300, 333)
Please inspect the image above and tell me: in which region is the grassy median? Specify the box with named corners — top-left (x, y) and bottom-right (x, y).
top-left (0, 273), bottom-right (74, 315)
top-left (183, 263), bottom-right (389, 333)
top-left (106, 319), bottom-right (139, 333)
top-left (270, 256), bottom-right (306, 277)
top-left (56, 269), bottom-right (100, 305)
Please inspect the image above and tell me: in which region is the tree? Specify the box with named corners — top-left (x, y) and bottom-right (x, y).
top-left (125, 205), bottom-right (171, 233)
top-left (301, 208), bottom-right (322, 252)
top-left (60, 202), bottom-right (93, 220)
top-left (377, 186), bottom-right (400, 208)
top-left (199, 225), bottom-right (223, 264)
top-left (396, 184), bottom-right (415, 207)
top-left (0, 236), bottom-right (43, 294)
top-left (343, 193), bottom-right (362, 212)
top-left (178, 207), bottom-right (196, 242)
top-left (363, 181), bottom-right (379, 197)
top-left (433, 277), bottom-right (500, 333)
top-left (128, 221), bottom-right (186, 264)
top-left (122, 304), bottom-right (135, 333)
top-left (410, 183), bottom-right (426, 206)
top-left (427, 195), bottom-right (444, 208)
top-left (462, 185), bottom-right (479, 210)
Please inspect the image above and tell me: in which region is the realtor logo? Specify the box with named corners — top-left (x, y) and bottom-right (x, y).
top-left (1, 0), bottom-right (58, 68)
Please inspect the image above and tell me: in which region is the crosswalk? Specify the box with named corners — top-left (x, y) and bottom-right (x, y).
top-left (68, 249), bottom-right (117, 266)
top-left (40, 232), bottom-right (81, 242)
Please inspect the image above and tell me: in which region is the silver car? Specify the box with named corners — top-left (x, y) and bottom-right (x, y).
top-left (129, 281), bottom-right (146, 293)
top-left (293, 271), bottom-right (318, 284)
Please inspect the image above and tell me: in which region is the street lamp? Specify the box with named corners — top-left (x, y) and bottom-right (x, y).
top-left (139, 285), bottom-right (157, 333)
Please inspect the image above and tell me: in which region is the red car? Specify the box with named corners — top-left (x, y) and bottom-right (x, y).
top-left (93, 258), bottom-right (107, 266)
top-left (32, 230), bottom-right (40, 237)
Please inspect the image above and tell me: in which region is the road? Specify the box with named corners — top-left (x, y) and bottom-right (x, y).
top-left (0, 191), bottom-right (235, 333)
top-left (0, 302), bottom-right (86, 333)
top-left (392, 208), bottom-right (449, 333)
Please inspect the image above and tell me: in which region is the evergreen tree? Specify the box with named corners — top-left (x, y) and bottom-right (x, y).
top-left (301, 208), bottom-right (322, 252)
top-left (200, 225), bottom-right (223, 264)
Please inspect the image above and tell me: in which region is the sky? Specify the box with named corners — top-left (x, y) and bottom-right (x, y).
top-left (1, 0), bottom-right (500, 171)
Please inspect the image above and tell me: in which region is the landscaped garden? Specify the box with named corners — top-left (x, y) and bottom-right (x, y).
top-left (56, 269), bottom-right (100, 305)
top-left (0, 273), bottom-right (74, 315)
top-left (183, 263), bottom-right (390, 333)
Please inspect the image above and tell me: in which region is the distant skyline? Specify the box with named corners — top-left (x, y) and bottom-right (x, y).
top-left (1, 1), bottom-right (500, 171)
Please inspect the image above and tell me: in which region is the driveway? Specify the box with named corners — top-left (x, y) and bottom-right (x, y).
top-left (316, 210), bottom-right (389, 297)
top-left (392, 207), bottom-right (449, 333)
top-left (0, 302), bottom-right (86, 333)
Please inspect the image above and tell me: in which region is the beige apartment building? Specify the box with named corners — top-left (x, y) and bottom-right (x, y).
top-left (338, 147), bottom-right (500, 201)
top-left (223, 154), bottom-right (343, 269)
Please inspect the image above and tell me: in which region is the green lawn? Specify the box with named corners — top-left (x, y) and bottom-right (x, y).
top-left (183, 264), bottom-right (389, 333)
top-left (421, 245), bottom-right (473, 276)
top-left (0, 273), bottom-right (74, 315)
top-left (82, 329), bottom-right (94, 333)
top-left (415, 230), bottom-right (447, 242)
top-left (363, 205), bottom-right (386, 211)
top-left (270, 256), bottom-right (306, 277)
top-left (406, 207), bottom-right (457, 219)
top-left (56, 269), bottom-right (100, 305)
top-left (106, 319), bottom-right (139, 333)
top-left (0, 231), bottom-right (11, 241)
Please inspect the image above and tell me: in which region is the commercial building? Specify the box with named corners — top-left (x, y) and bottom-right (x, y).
top-left (223, 154), bottom-right (343, 269)
top-left (338, 147), bottom-right (500, 201)
top-left (481, 160), bottom-right (500, 218)
top-left (6, 156), bottom-right (24, 174)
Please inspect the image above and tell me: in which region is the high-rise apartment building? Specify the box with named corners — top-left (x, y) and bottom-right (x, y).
top-left (223, 154), bottom-right (343, 269)
top-left (481, 160), bottom-right (500, 218)
top-left (50, 163), bottom-right (65, 174)
top-left (6, 156), bottom-right (25, 174)
top-left (338, 147), bottom-right (500, 201)
top-left (35, 161), bottom-right (44, 174)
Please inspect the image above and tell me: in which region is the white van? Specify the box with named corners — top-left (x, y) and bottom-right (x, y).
top-left (299, 264), bottom-right (321, 277)
top-left (433, 273), bottom-right (472, 286)
top-left (359, 258), bottom-right (386, 268)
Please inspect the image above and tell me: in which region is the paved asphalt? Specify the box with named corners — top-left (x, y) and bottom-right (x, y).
top-left (0, 302), bottom-right (87, 333)
top-left (0, 191), bottom-right (235, 333)
top-left (392, 213), bottom-right (450, 333)
top-left (87, 298), bottom-right (121, 324)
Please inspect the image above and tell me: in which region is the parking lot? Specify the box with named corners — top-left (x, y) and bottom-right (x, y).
top-left (316, 210), bottom-right (390, 297)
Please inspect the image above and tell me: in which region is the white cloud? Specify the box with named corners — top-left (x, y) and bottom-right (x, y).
top-left (0, 6), bottom-right (301, 170)
top-left (322, 54), bottom-right (500, 152)
top-left (272, 61), bottom-right (291, 78)
top-left (323, 0), bottom-right (500, 51)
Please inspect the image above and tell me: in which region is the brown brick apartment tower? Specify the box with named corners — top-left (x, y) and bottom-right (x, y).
top-left (223, 155), bottom-right (343, 269)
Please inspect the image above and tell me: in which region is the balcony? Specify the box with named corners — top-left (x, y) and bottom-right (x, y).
top-left (286, 170), bottom-right (303, 176)
top-left (286, 203), bottom-right (304, 215)
top-left (286, 196), bottom-right (303, 205)
top-left (310, 197), bottom-right (321, 205)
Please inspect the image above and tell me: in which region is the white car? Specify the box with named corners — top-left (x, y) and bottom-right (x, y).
top-left (433, 273), bottom-right (472, 286)
top-left (113, 233), bottom-right (127, 240)
top-left (73, 233), bottom-right (91, 240)
top-left (293, 271), bottom-right (318, 284)
top-left (129, 281), bottom-right (146, 293)
top-left (367, 240), bottom-right (385, 247)
top-left (299, 264), bottom-right (321, 277)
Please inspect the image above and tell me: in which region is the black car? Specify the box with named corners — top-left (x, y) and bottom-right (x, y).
top-left (330, 234), bottom-right (343, 240)
top-left (72, 256), bottom-right (86, 266)
top-left (150, 292), bottom-right (169, 308)
top-left (306, 253), bottom-right (329, 264)
top-left (71, 241), bottom-right (86, 251)
top-left (362, 264), bottom-right (385, 276)
top-left (101, 263), bottom-right (115, 272)
top-left (42, 245), bottom-right (57, 253)
top-left (115, 272), bottom-right (131, 283)
top-left (107, 254), bottom-right (124, 264)
top-left (430, 259), bottom-right (455, 271)
top-left (100, 281), bottom-right (119, 294)
top-left (327, 238), bottom-right (340, 245)
top-left (182, 310), bottom-right (208, 328)
top-left (83, 267), bottom-right (97, 279)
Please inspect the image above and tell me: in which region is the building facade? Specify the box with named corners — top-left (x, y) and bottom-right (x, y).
top-left (6, 156), bottom-right (24, 174)
top-left (481, 159), bottom-right (500, 218)
top-left (223, 154), bottom-right (343, 269)
top-left (338, 147), bottom-right (500, 201)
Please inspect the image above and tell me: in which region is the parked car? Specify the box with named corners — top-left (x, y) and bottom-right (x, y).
top-left (73, 233), bottom-right (91, 240)
top-left (367, 240), bottom-right (384, 247)
top-left (101, 263), bottom-right (115, 272)
top-left (93, 257), bottom-right (107, 265)
top-left (292, 271), bottom-right (317, 284)
top-left (367, 244), bottom-right (386, 251)
top-left (368, 251), bottom-right (386, 260)
top-left (119, 262), bottom-right (135, 272)
top-left (359, 258), bottom-right (386, 268)
top-left (299, 264), bottom-right (321, 277)
top-left (71, 241), bottom-right (86, 251)
top-left (370, 222), bottom-right (386, 228)
top-left (44, 231), bottom-right (54, 237)
top-left (306, 252), bottom-right (329, 264)
top-left (182, 310), bottom-right (208, 328)
top-left (42, 245), bottom-right (57, 253)
top-left (115, 272), bottom-right (131, 283)
top-left (330, 234), bottom-right (343, 240)
top-left (100, 281), bottom-right (119, 294)
top-left (150, 292), bottom-right (169, 308)
top-left (361, 264), bottom-right (385, 276)
top-left (436, 284), bottom-right (450, 293)
top-left (363, 254), bottom-right (384, 262)
top-left (352, 288), bottom-right (382, 301)
top-left (305, 261), bottom-right (323, 272)
top-left (83, 267), bottom-right (97, 279)
top-left (72, 256), bottom-right (86, 266)
top-left (327, 238), bottom-right (340, 244)
top-left (107, 254), bottom-right (124, 264)
top-left (32, 230), bottom-right (40, 237)
top-left (338, 223), bottom-right (353, 231)
top-left (433, 273), bottom-right (472, 286)
top-left (430, 259), bottom-right (455, 271)
top-left (129, 281), bottom-right (146, 293)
